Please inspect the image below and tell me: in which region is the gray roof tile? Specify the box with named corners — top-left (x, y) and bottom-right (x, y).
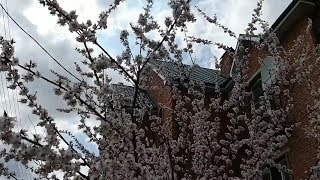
top-left (112, 83), bottom-right (155, 109)
top-left (150, 60), bottom-right (227, 85)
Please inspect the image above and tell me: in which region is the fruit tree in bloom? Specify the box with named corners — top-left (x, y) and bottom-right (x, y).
top-left (0, 0), bottom-right (319, 179)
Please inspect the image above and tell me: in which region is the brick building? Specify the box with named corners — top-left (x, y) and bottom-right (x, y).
top-left (219, 0), bottom-right (320, 179)
top-left (146, 59), bottom-right (227, 137)
top-left (113, 0), bottom-right (320, 179)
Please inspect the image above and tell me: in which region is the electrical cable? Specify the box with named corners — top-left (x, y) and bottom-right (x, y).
top-left (1, 1), bottom-right (34, 179)
top-left (0, 3), bottom-right (81, 82)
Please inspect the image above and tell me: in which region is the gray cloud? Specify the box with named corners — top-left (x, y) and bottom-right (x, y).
top-left (1, 1), bottom-right (99, 175)
top-left (96, 0), bottom-right (114, 8)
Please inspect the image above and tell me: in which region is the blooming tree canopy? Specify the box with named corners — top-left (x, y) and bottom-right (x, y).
top-left (0, 0), bottom-right (319, 179)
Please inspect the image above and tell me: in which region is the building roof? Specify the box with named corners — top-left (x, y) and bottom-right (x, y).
top-left (229, 35), bottom-right (257, 78)
top-left (112, 83), bottom-right (155, 109)
top-left (226, 0), bottom-right (318, 78)
top-left (271, 0), bottom-right (317, 40)
top-left (150, 60), bottom-right (227, 85)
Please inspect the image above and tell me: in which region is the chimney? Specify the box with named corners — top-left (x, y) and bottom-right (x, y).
top-left (219, 48), bottom-right (235, 77)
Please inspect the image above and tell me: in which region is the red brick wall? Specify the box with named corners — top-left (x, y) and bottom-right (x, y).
top-left (220, 51), bottom-right (234, 77)
top-left (246, 17), bottom-right (320, 179)
top-left (147, 17), bottom-right (320, 178)
top-left (146, 69), bottom-right (174, 134)
top-left (282, 17), bottom-right (320, 180)
top-left (146, 70), bottom-right (172, 108)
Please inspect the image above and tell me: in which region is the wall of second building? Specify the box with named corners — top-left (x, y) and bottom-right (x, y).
top-left (281, 16), bottom-right (320, 180)
top-left (146, 69), bottom-right (175, 136)
top-left (220, 50), bottom-right (234, 77)
top-left (246, 16), bottom-right (320, 179)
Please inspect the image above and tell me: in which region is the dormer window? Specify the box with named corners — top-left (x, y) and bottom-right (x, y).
top-left (261, 56), bottom-right (277, 90)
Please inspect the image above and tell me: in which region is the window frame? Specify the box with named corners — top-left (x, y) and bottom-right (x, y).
top-left (263, 153), bottom-right (292, 180)
top-left (249, 72), bottom-right (264, 108)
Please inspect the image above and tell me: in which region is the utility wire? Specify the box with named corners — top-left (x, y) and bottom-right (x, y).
top-left (1, 1), bottom-right (35, 179)
top-left (0, 3), bottom-right (81, 82)
top-left (0, 6), bottom-right (7, 113)
top-left (4, 0), bottom-right (9, 37)
top-left (0, 1), bottom-right (23, 179)
top-left (0, 0), bottom-right (6, 38)
top-left (0, 0), bottom-right (8, 115)
top-left (0, 75), bottom-right (6, 111)
top-left (1, 0), bottom-right (57, 136)
top-left (0, 72), bottom-right (8, 112)
top-left (2, 0), bottom-right (23, 132)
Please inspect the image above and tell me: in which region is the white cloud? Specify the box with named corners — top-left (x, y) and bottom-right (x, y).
top-left (184, 0), bottom-right (292, 68)
top-left (23, 0), bottom-right (103, 43)
top-left (102, 1), bottom-right (142, 36)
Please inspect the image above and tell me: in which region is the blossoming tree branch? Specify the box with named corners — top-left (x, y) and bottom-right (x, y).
top-left (0, 0), bottom-right (319, 179)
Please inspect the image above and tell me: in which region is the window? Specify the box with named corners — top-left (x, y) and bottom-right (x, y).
top-left (159, 108), bottom-right (163, 118)
top-left (313, 11), bottom-right (320, 43)
top-left (261, 56), bottom-right (276, 90)
top-left (250, 56), bottom-right (281, 109)
top-left (263, 154), bottom-right (291, 180)
top-left (250, 73), bottom-right (263, 108)
top-left (251, 78), bottom-right (263, 104)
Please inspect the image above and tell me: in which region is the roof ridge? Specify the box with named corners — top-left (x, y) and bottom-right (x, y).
top-left (149, 59), bottom-right (227, 85)
top-left (151, 59), bottom-right (219, 71)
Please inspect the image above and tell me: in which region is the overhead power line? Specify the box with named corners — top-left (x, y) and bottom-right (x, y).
top-left (4, 0), bottom-right (10, 37)
top-left (1, 1), bottom-right (41, 179)
top-left (0, 3), bottom-right (81, 82)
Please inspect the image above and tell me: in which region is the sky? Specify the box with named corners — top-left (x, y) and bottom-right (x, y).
top-left (0, 0), bottom-right (291, 178)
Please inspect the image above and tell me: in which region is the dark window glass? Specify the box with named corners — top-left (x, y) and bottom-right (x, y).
top-left (270, 167), bottom-right (282, 180)
top-left (251, 78), bottom-right (263, 107)
top-left (266, 154), bottom-right (291, 180)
